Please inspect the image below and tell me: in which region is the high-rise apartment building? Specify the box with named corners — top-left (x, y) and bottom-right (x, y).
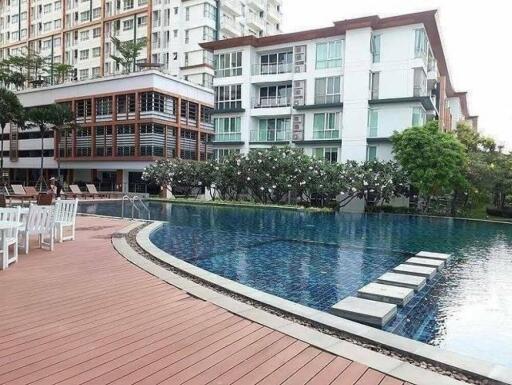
top-left (202, 10), bottom-right (477, 162)
top-left (0, 0), bottom-right (282, 88)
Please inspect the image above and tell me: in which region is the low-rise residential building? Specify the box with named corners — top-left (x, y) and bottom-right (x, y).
top-left (3, 70), bottom-right (213, 192)
top-left (202, 10), bottom-right (477, 163)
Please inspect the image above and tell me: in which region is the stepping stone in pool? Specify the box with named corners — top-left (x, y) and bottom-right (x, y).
top-left (331, 296), bottom-right (397, 328)
top-left (393, 264), bottom-right (437, 280)
top-left (405, 257), bottom-right (445, 271)
top-left (416, 251), bottom-right (452, 262)
top-left (357, 283), bottom-right (414, 307)
top-left (377, 272), bottom-right (426, 292)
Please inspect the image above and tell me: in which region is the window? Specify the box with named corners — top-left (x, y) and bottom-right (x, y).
top-left (257, 85), bottom-right (292, 107)
top-left (76, 128), bottom-right (91, 156)
top-left (140, 92), bottom-right (174, 115)
top-left (80, 10), bottom-right (90, 21)
top-left (43, 22), bottom-right (51, 31)
top-left (315, 76), bottom-right (341, 104)
top-left (123, 19), bottom-right (133, 30)
top-left (214, 117), bottom-right (241, 142)
top-left (258, 51), bottom-right (293, 75)
top-left (116, 94), bottom-right (136, 118)
top-left (367, 145), bottom-right (377, 161)
top-left (203, 27), bottom-right (215, 41)
top-left (412, 107), bottom-right (426, 127)
top-left (92, 47), bottom-right (100, 57)
top-left (313, 112), bottom-right (341, 139)
top-left (316, 40), bottom-right (343, 69)
top-left (371, 34), bottom-right (381, 63)
top-left (413, 67), bottom-right (427, 96)
top-left (368, 109), bottom-right (378, 137)
top-left (185, 6), bottom-right (190, 20)
top-left (214, 148), bottom-right (240, 162)
top-left (214, 51), bottom-right (242, 77)
top-left (116, 125), bottom-right (135, 157)
top-left (96, 97), bottom-right (112, 116)
top-left (80, 30), bottom-right (89, 40)
top-left (414, 28), bottom-right (428, 59)
top-left (79, 49), bottom-right (89, 60)
top-left (140, 124), bottom-right (164, 157)
top-left (313, 147), bottom-right (338, 163)
top-left (43, 4), bottom-right (51, 13)
top-left (204, 3), bottom-right (216, 20)
top-left (92, 7), bottom-right (100, 18)
top-left (93, 27), bottom-right (101, 38)
top-left (124, 0), bottom-right (133, 10)
top-left (54, 1), bottom-right (61, 10)
top-left (95, 126), bottom-right (112, 156)
top-left (252, 118), bottom-right (290, 142)
top-left (54, 37), bottom-right (61, 46)
top-left (137, 16), bottom-right (147, 26)
top-left (92, 66), bottom-right (100, 78)
top-left (214, 85), bottom-right (242, 111)
top-left (369, 71), bottom-right (379, 100)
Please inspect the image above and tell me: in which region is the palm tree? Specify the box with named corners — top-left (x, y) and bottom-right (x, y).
top-left (111, 36), bottom-right (147, 73)
top-left (50, 63), bottom-right (74, 84)
top-left (0, 88), bottom-right (24, 186)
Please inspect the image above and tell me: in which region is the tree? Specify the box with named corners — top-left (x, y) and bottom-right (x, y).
top-left (392, 120), bottom-right (468, 212)
top-left (24, 104), bottom-right (71, 190)
top-left (110, 37), bottom-right (147, 74)
top-left (48, 104), bottom-right (75, 180)
top-left (0, 88), bottom-right (25, 185)
top-left (48, 63), bottom-right (74, 84)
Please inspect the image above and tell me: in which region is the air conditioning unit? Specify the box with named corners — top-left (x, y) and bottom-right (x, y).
top-left (294, 65), bottom-right (305, 73)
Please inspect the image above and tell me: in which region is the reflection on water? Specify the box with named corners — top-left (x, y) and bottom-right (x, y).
top-left (79, 201), bottom-right (512, 367)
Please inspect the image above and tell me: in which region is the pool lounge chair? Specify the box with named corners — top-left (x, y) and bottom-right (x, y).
top-left (24, 186), bottom-right (40, 197)
top-left (6, 185), bottom-right (37, 205)
top-left (85, 184), bottom-right (107, 199)
top-left (65, 185), bottom-right (91, 199)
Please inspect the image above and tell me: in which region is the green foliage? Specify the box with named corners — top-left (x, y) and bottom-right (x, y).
top-left (392, 120), bottom-right (468, 209)
top-left (110, 37), bottom-right (147, 73)
top-left (0, 88), bottom-right (24, 130)
top-left (142, 147), bottom-right (409, 208)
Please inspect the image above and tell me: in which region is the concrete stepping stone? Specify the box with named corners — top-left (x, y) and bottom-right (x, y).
top-left (377, 272), bottom-right (426, 292)
top-left (405, 257), bottom-right (445, 270)
top-left (393, 264), bottom-right (437, 280)
top-left (416, 251), bottom-right (452, 261)
top-left (357, 282), bottom-right (414, 307)
top-left (331, 296), bottom-right (397, 327)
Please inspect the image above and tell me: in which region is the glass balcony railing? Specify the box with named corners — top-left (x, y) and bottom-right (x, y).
top-left (214, 132), bottom-right (241, 142)
top-left (314, 94), bottom-right (341, 105)
top-left (253, 96), bottom-right (291, 108)
top-left (313, 130), bottom-right (340, 140)
top-left (252, 62), bottom-right (293, 75)
top-left (250, 129), bottom-right (290, 142)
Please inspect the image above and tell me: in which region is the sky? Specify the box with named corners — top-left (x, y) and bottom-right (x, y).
top-left (281, 0), bottom-right (511, 151)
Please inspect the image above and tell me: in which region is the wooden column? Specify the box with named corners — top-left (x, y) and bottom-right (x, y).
top-left (116, 169), bottom-right (123, 192)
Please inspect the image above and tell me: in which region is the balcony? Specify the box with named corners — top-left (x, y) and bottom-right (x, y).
top-left (220, 17), bottom-right (239, 37)
top-left (253, 96), bottom-right (291, 109)
top-left (250, 128), bottom-right (290, 143)
top-left (252, 62), bottom-right (292, 76)
top-left (246, 13), bottom-right (265, 31)
top-left (247, 0), bottom-right (265, 11)
top-left (221, 0), bottom-right (242, 16)
top-left (266, 6), bottom-right (282, 23)
top-left (213, 132), bottom-right (242, 142)
top-left (313, 130), bottom-right (340, 140)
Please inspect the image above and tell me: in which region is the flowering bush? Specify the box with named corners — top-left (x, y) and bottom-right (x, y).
top-left (143, 146), bottom-right (409, 208)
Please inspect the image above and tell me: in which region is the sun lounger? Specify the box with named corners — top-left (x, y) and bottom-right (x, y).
top-left (85, 184), bottom-right (107, 199)
top-left (64, 185), bottom-right (91, 199)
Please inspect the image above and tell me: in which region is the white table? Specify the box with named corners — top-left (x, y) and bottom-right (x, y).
top-left (0, 221), bottom-right (23, 270)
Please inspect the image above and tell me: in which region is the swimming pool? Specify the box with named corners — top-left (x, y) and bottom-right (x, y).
top-left (79, 200), bottom-right (512, 367)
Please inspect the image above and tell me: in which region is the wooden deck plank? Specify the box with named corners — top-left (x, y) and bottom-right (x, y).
top-left (0, 216), bottom-right (417, 385)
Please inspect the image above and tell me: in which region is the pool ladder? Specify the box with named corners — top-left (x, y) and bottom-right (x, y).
top-left (121, 195), bottom-right (151, 220)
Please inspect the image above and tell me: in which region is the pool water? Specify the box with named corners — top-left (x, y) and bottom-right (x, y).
top-left (79, 201), bottom-right (512, 367)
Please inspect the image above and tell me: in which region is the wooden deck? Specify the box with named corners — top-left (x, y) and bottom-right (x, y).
top-left (0, 216), bottom-right (412, 385)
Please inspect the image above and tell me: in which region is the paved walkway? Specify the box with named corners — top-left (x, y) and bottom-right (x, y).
top-left (0, 216), bottom-right (411, 385)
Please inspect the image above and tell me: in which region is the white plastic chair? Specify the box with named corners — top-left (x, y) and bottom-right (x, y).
top-left (54, 198), bottom-right (78, 242)
top-left (0, 207), bottom-right (21, 269)
top-left (19, 205), bottom-right (55, 254)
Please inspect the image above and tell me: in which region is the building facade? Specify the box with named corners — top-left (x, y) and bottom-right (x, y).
top-left (0, 0), bottom-right (282, 88)
top-left (4, 70), bottom-right (214, 192)
top-left (202, 10), bottom-right (477, 163)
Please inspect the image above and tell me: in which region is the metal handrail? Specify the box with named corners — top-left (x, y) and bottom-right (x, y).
top-left (121, 195), bottom-right (150, 220)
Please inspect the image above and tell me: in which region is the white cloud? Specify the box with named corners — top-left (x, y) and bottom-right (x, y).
top-left (281, 0), bottom-right (511, 151)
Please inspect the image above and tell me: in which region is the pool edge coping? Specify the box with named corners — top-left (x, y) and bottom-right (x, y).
top-left (129, 221), bottom-right (512, 385)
